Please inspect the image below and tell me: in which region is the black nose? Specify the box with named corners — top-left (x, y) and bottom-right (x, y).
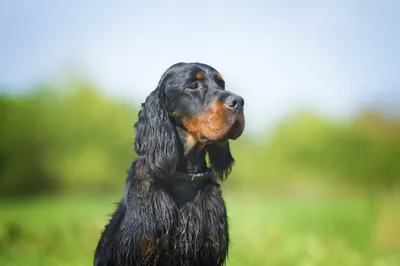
top-left (224, 95), bottom-right (245, 111)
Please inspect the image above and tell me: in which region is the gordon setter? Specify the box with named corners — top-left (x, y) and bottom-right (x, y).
top-left (94, 62), bottom-right (245, 266)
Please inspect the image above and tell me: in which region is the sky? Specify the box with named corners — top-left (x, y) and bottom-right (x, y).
top-left (0, 0), bottom-right (399, 131)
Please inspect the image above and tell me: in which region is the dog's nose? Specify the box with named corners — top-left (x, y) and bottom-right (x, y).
top-left (224, 95), bottom-right (245, 111)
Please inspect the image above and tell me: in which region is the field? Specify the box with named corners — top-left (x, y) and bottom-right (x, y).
top-left (1, 192), bottom-right (399, 266)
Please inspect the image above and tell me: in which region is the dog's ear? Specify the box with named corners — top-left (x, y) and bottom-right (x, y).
top-left (206, 141), bottom-right (234, 181)
top-left (134, 83), bottom-right (181, 179)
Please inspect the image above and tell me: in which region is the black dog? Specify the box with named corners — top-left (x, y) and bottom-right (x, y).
top-left (94, 62), bottom-right (245, 266)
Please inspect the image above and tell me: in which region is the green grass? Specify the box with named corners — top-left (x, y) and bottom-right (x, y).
top-left (0, 193), bottom-right (399, 266)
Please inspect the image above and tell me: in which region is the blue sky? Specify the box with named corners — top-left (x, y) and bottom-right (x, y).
top-left (1, 0), bottom-right (399, 130)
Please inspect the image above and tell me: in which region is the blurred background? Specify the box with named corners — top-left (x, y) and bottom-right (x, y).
top-left (1, 1), bottom-right (399, 265)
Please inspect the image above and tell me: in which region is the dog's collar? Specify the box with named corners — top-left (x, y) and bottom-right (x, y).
top-left (172, 170), bottom-right (215, 182)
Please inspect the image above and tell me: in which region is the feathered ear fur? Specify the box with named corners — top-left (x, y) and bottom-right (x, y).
top-left (206, 141), bottom-right (234, 181)
top-left (134, 85), bottom-right (181, 179)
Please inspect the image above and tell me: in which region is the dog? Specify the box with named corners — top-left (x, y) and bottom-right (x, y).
top-left (94, 62), bottom-right (245, 266)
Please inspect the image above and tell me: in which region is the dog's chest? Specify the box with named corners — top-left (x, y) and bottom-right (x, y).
top-left (142, 184), bottom-right (229, 266)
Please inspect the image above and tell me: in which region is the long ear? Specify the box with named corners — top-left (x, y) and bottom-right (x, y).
top-left (134, 86), bottom-right (181, 179)
top-left (206, 141), bottom-right (234, 181)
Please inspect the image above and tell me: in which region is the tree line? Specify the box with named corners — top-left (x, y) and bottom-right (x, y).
top-left (0, 79), bottom-right (399, 197)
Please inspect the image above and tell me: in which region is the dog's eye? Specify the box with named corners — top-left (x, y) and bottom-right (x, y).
top-left (190, 82), bottom-right (199, 89)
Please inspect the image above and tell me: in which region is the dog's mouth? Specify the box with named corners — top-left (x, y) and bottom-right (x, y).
top-left (227, 113), bottom-right (245, 140)
top-left (232, 119), bottom-right (239, 129)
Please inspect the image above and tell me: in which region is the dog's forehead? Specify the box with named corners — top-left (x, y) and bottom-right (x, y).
top-left (161, 63), bottom-right (223, 95)
top-left (193, 63), bottom-right (219, 75)
top-left (167, 63), bottom-right (218, 76)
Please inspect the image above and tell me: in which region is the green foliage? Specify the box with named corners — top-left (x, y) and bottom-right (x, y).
top-left (0, 80), bottom-right (138, 197)
top-left (0, 79), bottom-right (399, 197)
top-left (264, 111), bottom-right (400, 185)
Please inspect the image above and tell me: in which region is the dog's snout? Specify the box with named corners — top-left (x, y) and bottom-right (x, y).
top-left (224, 95), bottom-right (244, 111)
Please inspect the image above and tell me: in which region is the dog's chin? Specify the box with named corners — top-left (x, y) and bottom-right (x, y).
top-left (199, 117), bottom-right (245, 144)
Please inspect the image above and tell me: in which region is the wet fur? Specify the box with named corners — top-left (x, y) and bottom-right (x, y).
top-left (94, 63), bottom-right (240, 266)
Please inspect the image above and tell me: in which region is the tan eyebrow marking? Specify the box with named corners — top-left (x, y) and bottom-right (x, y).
top-left (216, 73), bottom-right (223, 81)
top-left (195, 72), bottom-right (204, 80)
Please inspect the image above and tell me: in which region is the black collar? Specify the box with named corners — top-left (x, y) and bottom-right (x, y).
top-left (172, 170), bottom-right (215, 182)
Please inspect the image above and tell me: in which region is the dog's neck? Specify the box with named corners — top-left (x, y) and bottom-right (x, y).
top-left (163, 127), bottom-right (211, 205)
top-left (175, 127), bottom-right (208, 175)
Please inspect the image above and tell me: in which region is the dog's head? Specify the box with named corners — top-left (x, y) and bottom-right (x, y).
top-left (134, 62), bottom-right (245, 180)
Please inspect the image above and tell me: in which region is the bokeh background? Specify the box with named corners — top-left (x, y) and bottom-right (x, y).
top-left (1, 1), bottom-right (400, 265)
